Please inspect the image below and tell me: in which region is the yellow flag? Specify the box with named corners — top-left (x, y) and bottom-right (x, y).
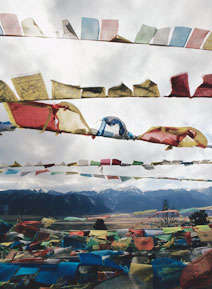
top-left (129, 263), bottom-right (153, 283)
top-left (0, 81), bottom-right (18, 102)
top-left (12, 73), bottom-right (49, 100)
top-left (108, 83), bottom-right (132, 97)
top-left (81, 87), bottom-right (106, 98)
top-left (133, 79), bottom-right (160, 97)
top-left (203, 32), bottom-right (212, 50)
top-left (89, 230), bottom-right (107, 240)
top-left (51, 80), bottom-right (81, 99)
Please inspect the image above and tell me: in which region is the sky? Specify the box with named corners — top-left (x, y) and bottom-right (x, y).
top-left (0, 0), bottom-right (212, 192)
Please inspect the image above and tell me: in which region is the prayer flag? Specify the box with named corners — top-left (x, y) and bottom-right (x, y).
top-left (108, 83), bottom-right (132, 97)
top-left (186, 28), bottom-right (209, 49)
top-left (52, 80), bottom-right (81, 99)
top-left (193, 74), bottom-right (212, 97)
top-left (169, 26), bottom-right (192, 47)
top-left (203, 32), bottom-right (212, 50)
top-left (134, 237), bottom-right (154, 250)
top-left (137, 126), bottom-right (207, 149)
top-left (81, 87), bottom-right (106, 98)
top-left (12, 73), bottom-right (49, 100)
top-left (135, 24), bottom-right (156, 44)
top-left (100, 19), bottom-right (119, 41)
top-left (21, 18), bottom-right (43, 37)
top-left (62, 19), bottom-right (78, 39)
top-left (81, 17), bottom-right (99, 40)
top-left (152, 27), bottom-right (170, 46)
top-left (0, 13), bottom-right (22, 36)
top-left (133, 79), bottom-right (160, 97)
top-left (168, 73), bottom-right (190, 97)
top-left (0, 81), bottom-right (18, 102)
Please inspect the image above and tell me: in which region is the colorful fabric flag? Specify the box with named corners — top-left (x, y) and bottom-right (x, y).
top-left (108, 83), bottom-right (132, 97)
top-left (107, 175), bottom-right (119, 180)
top-left (62, 19), bottom-right (78, 39)
top-left (163, 227), bottom-right (183, 234)
top-left (5, 169), bottom-right (19, 175)
top-left (78, 160), bottom-right (89, 166)
top-left (152, 258), bottom-right (186, 289)
top-left (81, 87), bottom-right (106, 98)
top-left (10, 161), bottom-right (22, 167)
top-left (89, 230), bottom-right (107, 240)
top-left (134, 237), bottom-right (154, 250)
top-left (203, 32), bottom-right (212, 50)
top-left (20, 171), bottom-right (31, 177)
top-left (51, 80), bottom-right (81, 99)
top-left (186, 28), bottom-right (209, 49)
top-left (168, 73), bottom-right (190, 97)
top-left (90, 160), bottom-right (101, 166)
top-left (0, 263), bottom-right (20, 282)
top-left (0, 13), bottom-right (22, 36)
top-left (112, 159), bottom-right (122, 165)
top-left (152, 27), bottom-right (170, 46)
top-left (100, 19), bottom-right (119, 41)
top-left (111, 34), bottom-right (131, 43)
top-left (12, 73), bottom-right (49, 100)
top-left (137, 126), bottom-right (207, 149)
top-left (129, 263), bottom-right (153, 283)
top-left (193, 74), bottom-right (212, 97)
top-left (135, 24), bottom-right (156, 44)
top-left (35, 169), bottom-right (49, 175)
top-left (120, 176), bottom-right (132, 182)
top-left (169, 26), bottom-right (192, 47)
top-left (180, 250), bottom-right (212, 289)
top-left (81, 17), bottom-right (99, 40)
top-left (133, 160), bottom-right (144, 165)
top-left (93, 174), bottom-right (105, 178)
top-left (0, 81), bottom-right (18, 102)
top-left (5, 101), bottom-right (91, 134)
top-left (179, 208), bottom-right (198, 214)
top-left (197, 231), bottom-right (212, 242)
top-left (0, 121), bottom-right (16, 133)
top-left (21, 18), bottom-right (43, 37)
top-left (133, 79), bottom-right (160, 97)
top-left (133, 209), bottom-right (157, 215)
top-left (96, 116), bottom-right (134, 139)
top-left (80, 173), bottom-right (92, 177)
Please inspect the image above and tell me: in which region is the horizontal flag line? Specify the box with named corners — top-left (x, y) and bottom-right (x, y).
top-left (3, 159), bottom-right (212, 169)
top-left (2, 169), bottom-right (212, 182)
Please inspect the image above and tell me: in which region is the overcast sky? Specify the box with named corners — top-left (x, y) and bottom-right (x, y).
top-left (0, 0), bottom-right (212, 193)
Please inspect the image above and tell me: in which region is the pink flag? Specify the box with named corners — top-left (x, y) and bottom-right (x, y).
top-left (186, 28), bottom-right (209, 49)
top-left (101, 159), bottom-right (111, 165)
top-left (100, 19), bottom-right (119, 41)
top-left (0, 13), bottom-right (22, 36)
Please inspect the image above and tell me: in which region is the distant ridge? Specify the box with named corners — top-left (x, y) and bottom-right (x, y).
top-left (0, 187), bottom-right (212, 216)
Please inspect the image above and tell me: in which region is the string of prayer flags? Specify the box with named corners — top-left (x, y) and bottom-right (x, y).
top-left (135, 24), bottom-right (156, 44)
top-left (0, 13), bottom-right (22, 36)
top-left (100, 19), bottom-right (119, 41)
top-left (169, 26), bottom-right (192, 47)
top-left (152, 27), bottom-right (170, 46)
top-left (137, 126), bottom-right (208, 149)
top-left (81, 17), bottom-right (99, 40)
top-left (62, 19), bottom-right (78, 39)
top-left (21, 18), bottom-right (44, 37)
top-left (12, 73), bottom-right (49, 101)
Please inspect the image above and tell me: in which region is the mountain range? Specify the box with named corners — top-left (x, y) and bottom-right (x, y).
top-left (0, 186), bottom-right (212, 216)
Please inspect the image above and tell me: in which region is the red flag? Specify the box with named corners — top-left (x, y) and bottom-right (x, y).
top-left (168, 73), bottom-right (190, 97)
top-left (193, 74), bottom-right (212, 97)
